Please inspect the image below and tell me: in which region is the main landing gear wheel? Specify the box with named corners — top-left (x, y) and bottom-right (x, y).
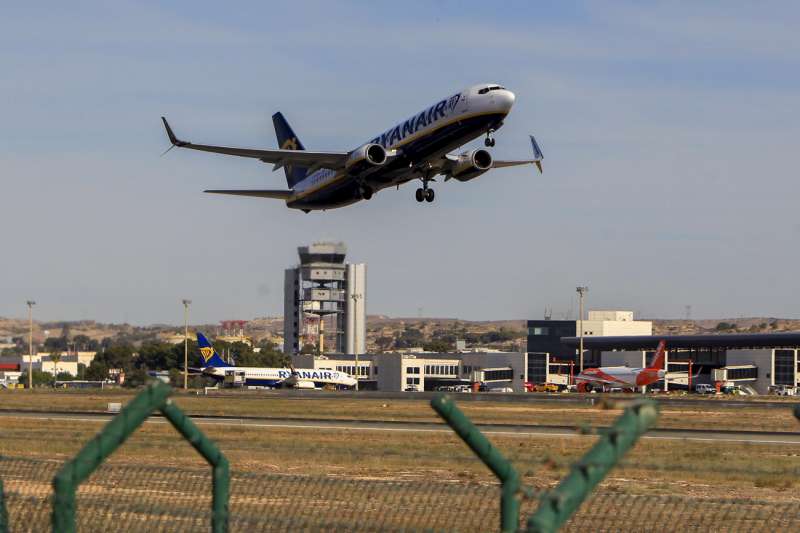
top-left (484, 129), bottom-right (496, 147)
top-left (415, 188), bottom-right (425, 202)
top-left (425, 188), bottom-right (435, 202)
top-left (360, 185), bottom-right (373, 200)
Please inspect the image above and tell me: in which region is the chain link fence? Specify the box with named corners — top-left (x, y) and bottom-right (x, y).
top-left (2, 385), bottom-right (800, 532)
top-left (1, 456), bottom-right (504, 531)
top-left (3, 456), bottom-right (800, 532)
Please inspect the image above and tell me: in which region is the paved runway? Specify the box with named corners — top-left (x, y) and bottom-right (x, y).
top-left (2, 409), bottom-right (800, 445)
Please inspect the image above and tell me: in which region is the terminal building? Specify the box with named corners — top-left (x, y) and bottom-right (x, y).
top-left (293, 351), bottom-right (527, 392)
top-left (526, 309), bottom-right (800, 393)
top-left (527, 310), bottom-right (652, 385)
top-left (559, 333), bottom-right (800, 394)
top-left (283, 242), bottom-right (366, 356)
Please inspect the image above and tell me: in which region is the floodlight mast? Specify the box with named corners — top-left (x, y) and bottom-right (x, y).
top-left (182, 299), bottom-right (192, 390)
top-left (26, 300), bottom-right (36, 389)
top-left (576, 287), bottom-right (588, 372)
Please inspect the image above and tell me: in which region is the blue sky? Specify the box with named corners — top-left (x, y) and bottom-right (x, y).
top-left (1, 1), bottom-right (799, 324)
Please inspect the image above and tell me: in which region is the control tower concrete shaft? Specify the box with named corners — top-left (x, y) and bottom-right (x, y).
top-left (283, 242), bottom-right (366, 355)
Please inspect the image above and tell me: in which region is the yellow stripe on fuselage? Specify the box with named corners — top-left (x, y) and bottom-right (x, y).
top-left (288, 110), bottom-right (503, 203)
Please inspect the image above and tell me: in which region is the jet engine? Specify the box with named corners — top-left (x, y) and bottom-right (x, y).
top-left (346, 143), bottom-right (388, 173)
top-left (450, 149), bottom-right (493, 181)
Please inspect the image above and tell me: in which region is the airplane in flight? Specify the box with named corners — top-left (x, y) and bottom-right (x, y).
top-left (161, 83), bottom-right (543, 212)
top-left (195, 332), bottom-right (357, 389)
top-left (575, 340), bottom-right (667, 392)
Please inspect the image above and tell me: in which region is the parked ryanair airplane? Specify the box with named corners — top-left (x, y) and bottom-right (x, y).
top-left (195, 332), bottom-right (356, 389)
top-left (161, 83), bottom-right (543, 212)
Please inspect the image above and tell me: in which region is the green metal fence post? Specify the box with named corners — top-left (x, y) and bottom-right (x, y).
top-left (51, 381), bottom-right (230, 533)
top-left (161, 400), bottom-right (230, 532)
top-left (52, 381), bottom-right (172, 532)
top-left (526, 400), bottom-right (659, 533)
top-left (0, 476), bottom-right (8, 533)
top-left (431, 394), bottom-right (521, 532)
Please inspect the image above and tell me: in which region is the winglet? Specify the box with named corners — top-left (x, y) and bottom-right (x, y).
top-left (161, 116), bottom-right (187, 147)
top-left (530, 135), bottom-right (544, 174)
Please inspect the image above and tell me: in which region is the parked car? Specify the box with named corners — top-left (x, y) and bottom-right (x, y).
top-left (695, 384), bottom-right (717, 395)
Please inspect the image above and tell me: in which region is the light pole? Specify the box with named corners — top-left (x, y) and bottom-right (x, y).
top-left (182, 299), bottom-right (191, 390)
top-left (576, 286), bottom-right (588, 372)
top-left (26, 300), bottom-right (35, 389)
top-left (350, 292), bottom-right (362, 391)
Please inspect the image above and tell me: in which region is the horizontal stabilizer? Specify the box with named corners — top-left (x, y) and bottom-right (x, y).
top-left (204, 189), bottom-right (293, 200)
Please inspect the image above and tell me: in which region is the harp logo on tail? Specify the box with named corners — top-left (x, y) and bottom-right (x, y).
top-left (200, 346), bottom-right (215, 363)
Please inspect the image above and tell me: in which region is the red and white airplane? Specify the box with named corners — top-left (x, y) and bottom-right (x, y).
top-left (576, 340), bottom-right (666, 392)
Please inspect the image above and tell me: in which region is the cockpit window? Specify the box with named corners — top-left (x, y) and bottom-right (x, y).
top-left (478, 85), bottom-right (505, 94)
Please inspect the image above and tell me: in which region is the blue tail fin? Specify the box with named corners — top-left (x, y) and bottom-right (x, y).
top-left (272, 112), bottom-right (308, 188)
top-left (196, 332), bottom-right (232, 368)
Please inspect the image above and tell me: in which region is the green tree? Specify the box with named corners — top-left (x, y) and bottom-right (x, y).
top-left (375, 336), bottom-right (394, 352)
top-left (300, 343), bottom-right (317, 354)
top-left (50, 351), bottom-right (63, 384)
top-left (19, 370), bottom-right (54, 387)
top-left (55, 371), bottom-right (75, 382)
top-left (715, 322), bottom-right (735, 331)
top-left (43, 336), bottom-right (68, 353)
top-left (422, 340), bottom-right (452, 353)
top-left (123, 367), bottom-right (150, 388)
top-left (72, 334), bottom-right (100, 352)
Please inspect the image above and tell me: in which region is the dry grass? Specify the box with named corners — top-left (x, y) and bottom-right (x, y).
top-left (1, 414), bottom-right (800, 503)
top-left (1, 389), bottom-right (799, 433)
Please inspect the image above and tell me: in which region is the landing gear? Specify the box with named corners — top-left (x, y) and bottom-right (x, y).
top-left (359, 185), bottom-right (373, 200)
top-left (415, 187), bottom-right (435, 202)
top-left (415, 179), bottom-right (435, 204)
top-left (484, 129), bottom-right (496, 147)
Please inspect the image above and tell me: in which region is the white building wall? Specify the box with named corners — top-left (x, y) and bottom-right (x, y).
top-left (588, 310), bottom-right (634, 322)
top-left (725, 348), bottom-right (774, 394)
top-left (345, 263), bottom-right (367, 355)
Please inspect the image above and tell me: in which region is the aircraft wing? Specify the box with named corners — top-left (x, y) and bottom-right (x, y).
top-left (204, 189), bottom-right (294, 199)
top-left (161, 117), bottom-right (348, 170)
top-left (491, 135), bottom-right (544, 173)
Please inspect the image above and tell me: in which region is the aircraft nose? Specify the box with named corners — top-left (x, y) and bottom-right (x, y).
top-left (494, 89), bottom-right (515, 113)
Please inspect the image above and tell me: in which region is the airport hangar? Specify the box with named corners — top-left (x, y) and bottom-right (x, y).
top-left (529, 329), bottom-right (800, 394)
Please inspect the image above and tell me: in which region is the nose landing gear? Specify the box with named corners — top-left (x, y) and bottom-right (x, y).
top-left (484, 129), bottom-right (496, 147)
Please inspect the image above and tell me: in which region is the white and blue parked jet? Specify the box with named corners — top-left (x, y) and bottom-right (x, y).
top-left (195, 332), bottom-right (357, 389)
top-left (161, 83), bottom-right (543, 212)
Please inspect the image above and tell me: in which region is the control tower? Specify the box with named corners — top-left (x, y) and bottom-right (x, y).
top-left (283, 242), bottom-right (366, 355)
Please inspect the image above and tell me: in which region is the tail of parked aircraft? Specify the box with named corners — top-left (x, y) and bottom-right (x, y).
top-left (196, 332), bottom-right (232, 368)
top-left (272, 112), bottom-right (308, 188)
top-left (648, 340), bottom-right (667, 370)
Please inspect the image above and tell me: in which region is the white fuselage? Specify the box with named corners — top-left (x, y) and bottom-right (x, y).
top-left (203, 366), bottom-right (357, 388)
top-left (287, 83), bottom-right (515, 208)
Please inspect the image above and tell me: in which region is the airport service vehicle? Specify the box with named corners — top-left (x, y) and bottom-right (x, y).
top-left (576, 340), bottom-right (666, 392)
top-left (161, 84), bottom-right (543, 212)
top-left (194, 333), bottom-right (356, 389)
top-left (770, 385), bottom-right (796, 396)
top-left (695, 384), bottom-right (717, 395)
